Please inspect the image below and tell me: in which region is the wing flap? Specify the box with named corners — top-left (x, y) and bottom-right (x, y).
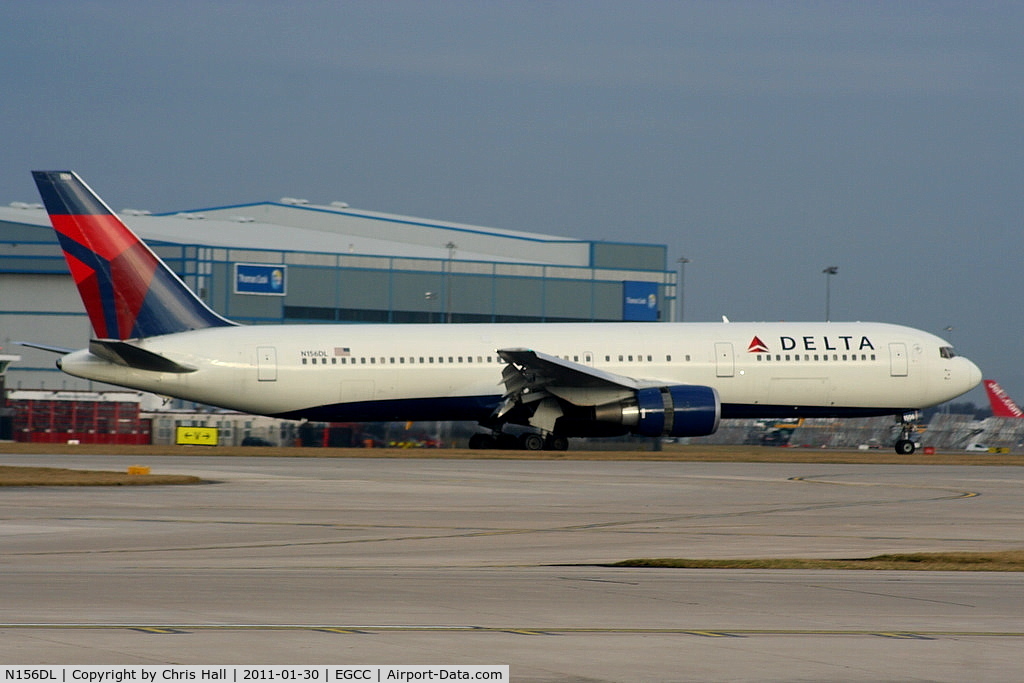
top-left (497, 348), bottom-right (653, 406)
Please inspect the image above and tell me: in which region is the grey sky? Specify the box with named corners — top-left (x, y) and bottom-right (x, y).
top-left (3, 1), bottom-right (1021, 405)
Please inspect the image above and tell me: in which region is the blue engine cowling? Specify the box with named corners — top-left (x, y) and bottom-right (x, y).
top-left (594, 385), bottom-right (720, 437)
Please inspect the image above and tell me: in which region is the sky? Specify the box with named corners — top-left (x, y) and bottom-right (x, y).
top-left (2, 1), bottom-right (1022, 406)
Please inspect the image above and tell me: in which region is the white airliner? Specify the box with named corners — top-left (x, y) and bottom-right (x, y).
top-left (27, 171), bottom-right (982, 453)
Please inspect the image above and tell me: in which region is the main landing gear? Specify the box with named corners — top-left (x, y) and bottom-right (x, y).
top-left (894, 411), bottom-right (920, 455)
top-left (468, 430), bottom-right (569, 451)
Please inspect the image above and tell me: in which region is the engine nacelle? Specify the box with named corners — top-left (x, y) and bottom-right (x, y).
top-left (593, 385), bottom-right (720, 437)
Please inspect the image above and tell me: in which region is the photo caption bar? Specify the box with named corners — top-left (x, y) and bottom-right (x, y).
top-left (0, 667), bottom-right (508, 683)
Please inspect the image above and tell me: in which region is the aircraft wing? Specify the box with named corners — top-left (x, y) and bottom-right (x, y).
top-left (497, 347), bottom-right (660, 410)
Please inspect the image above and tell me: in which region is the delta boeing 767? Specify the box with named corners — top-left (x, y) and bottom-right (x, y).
top-left (26, 171), bottom-right (981, 453)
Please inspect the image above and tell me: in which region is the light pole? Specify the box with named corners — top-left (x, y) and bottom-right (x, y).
top-left (445, 242), bottom-right (457, 323)
top-left (424, 291), bottom-right (437, 323)
top-left (822, 266), bottom-right (838, 321)
top-left (677, 257), bottom-right (691, 322)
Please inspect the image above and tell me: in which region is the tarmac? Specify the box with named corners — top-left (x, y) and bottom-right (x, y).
top-left (1, 453), bottom-right (1022, 681)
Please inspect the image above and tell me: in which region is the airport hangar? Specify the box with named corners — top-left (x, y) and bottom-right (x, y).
top-left (0, 194), bottom-right (677, 395)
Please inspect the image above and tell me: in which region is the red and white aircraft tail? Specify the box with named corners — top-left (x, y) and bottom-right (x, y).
top-left (983, 379), bottom-right (1024, 418)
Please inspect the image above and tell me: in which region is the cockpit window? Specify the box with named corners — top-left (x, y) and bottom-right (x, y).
top-left (939, 346), bottom-right (957, 359)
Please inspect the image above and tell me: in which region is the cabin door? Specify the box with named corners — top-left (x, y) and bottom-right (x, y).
top-left (257, 346), bottom-right (277, 382)
top-left (889, 343), bottom-right (908, 377)
top-left (715, 342), bottom-right (735, 377)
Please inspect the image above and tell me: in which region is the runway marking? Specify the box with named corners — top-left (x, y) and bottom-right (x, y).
top-left (3, 624), bottom-right (1022, 639)
top-left (6, 473), bottom-right (982, 560)
top-left (788, 475), bottom-right (980, 501)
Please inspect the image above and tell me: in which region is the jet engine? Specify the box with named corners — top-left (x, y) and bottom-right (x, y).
top-left (592, 385), bottom-right (720, 437)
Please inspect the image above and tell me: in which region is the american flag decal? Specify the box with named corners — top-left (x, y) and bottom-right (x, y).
top-left (334, 347), bottom-right (351, 356)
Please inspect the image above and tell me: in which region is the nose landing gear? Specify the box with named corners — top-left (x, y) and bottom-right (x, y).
top-left (894, 411), bottom-right (920, 454)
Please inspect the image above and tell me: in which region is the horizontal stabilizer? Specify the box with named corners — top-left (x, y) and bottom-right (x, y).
top-left (89, 339), bottom-right (196, 374)
top-left (16, 341), bottom-right (74, 355)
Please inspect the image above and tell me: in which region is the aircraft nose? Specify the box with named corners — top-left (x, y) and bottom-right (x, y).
top-left (964, 357), bottom-right (983, 391)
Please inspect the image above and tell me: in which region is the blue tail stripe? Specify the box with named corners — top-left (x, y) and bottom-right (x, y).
top-left (33, 171), bottom-right (111, 215)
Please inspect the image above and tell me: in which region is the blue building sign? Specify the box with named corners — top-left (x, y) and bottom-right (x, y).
top-left (235, 263), bottom-right (287, 296)
top-left (622, 281), bottom-right (659, 321)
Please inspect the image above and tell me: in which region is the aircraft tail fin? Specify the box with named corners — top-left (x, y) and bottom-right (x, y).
top-left (983, 379), bottom-right (1024, 418)
top-left (32, 171), bottom-right (235, 340)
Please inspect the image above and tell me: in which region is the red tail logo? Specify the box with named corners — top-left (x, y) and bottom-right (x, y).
top-left (983, 380), bottom-right (1024, 418)
top-left (33, 171), bottom-right (233, 339)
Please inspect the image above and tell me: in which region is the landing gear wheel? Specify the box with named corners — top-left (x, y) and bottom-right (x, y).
top-left (895, 439), bottom-right (915, 455)
top-left (893, 411), bottom-right (920, 455)
top-left (520, 433), bottom-right (545, 451)
top-left (545, 434), bottom-right (569, 451)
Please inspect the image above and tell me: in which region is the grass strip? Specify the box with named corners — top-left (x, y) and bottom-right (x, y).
top-left (2, 442), bottom-right (1023, 465)
top-left (0, 465), bottom-right (203, 486)
top-left (610, 551), bottom-right (1024, 571)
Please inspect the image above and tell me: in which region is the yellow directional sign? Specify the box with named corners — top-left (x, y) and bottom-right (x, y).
top-left (175, 426), bottom-right (219, 446)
